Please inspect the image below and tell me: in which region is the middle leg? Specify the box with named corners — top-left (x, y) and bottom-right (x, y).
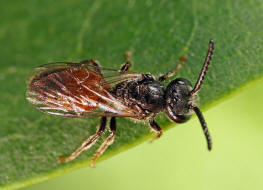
top-left (80, 59), bottom-right (103, 76)
top-left (120, 51), bottom-right (132, 72)
top-left (149, 119), bottom-right (163, 142)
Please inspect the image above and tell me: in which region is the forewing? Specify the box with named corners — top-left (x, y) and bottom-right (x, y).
top-left (26, 61), bottom-right (143, 117)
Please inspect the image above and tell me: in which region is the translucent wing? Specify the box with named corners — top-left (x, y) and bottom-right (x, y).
top-left (26, 60), bottom-right (144, 118)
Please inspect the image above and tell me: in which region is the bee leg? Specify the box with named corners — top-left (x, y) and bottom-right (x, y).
top-left (80, 59), bottom-right (102, 75)
top-left (120, 51), bottom-right (132, 72)
top-left (149, 119), bottom-right (163, 143)
top-left (90, 60), bottom-right (103, 75)
top-left (58, 117), bottom-right (107, 163)
top-left (158, 55), bottom-right (187, 82)
top-left (90, 117), bottom-right (116, 167)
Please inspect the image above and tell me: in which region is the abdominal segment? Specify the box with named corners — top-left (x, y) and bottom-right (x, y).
top-left (28, 67), bottom-right (111, 115)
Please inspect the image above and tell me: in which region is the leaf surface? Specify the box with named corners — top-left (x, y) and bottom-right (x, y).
top-left (0, 0), bottom-right (263, 189)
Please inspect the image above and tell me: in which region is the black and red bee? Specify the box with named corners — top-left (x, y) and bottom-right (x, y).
top-left (27, 40), bottom-right (214, 167)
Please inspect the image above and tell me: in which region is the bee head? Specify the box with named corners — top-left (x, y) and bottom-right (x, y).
top-left (163, 40), bottom-right (214, 151)
top-left (165, 78), bottom-right (198, 123)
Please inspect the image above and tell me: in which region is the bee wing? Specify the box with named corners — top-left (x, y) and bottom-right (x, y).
top-left (26, 61), bottom-right (144, 118)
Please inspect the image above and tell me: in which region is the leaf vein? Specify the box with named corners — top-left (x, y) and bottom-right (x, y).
top-left (75, 1), bottom-right (102, 55)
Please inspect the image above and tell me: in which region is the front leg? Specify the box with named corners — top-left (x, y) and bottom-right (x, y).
top-left (159, 55), bottom-right (186, 82)
top-left (149, 119), bottom-right (163, 142)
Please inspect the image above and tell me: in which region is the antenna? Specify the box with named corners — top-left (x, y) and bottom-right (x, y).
top-left (192, 106), bottom-right (212, 150)
top-left (190, 40), bottom-right (214, 96)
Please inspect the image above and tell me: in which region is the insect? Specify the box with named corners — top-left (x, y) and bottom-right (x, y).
top-left (27, 40), bottom-right (214, 167)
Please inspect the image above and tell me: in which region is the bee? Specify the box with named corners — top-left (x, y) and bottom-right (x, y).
top-left (27, 40), bottom-right (214, 167)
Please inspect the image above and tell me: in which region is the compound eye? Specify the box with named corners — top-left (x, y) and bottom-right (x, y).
top-left (165, 78), bottom-right (193, 117)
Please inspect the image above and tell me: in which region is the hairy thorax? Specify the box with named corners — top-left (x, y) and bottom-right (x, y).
top-left (110, 75), bottom-right (165, 118)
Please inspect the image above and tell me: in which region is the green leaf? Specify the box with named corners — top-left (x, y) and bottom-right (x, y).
top-left (0, 0), bottom-right (263, 189)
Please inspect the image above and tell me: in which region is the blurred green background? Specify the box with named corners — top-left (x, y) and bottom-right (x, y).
top-left (1, 0), bottom-right (263, 189)
top-left (22, 80), bottom-right (263, 190)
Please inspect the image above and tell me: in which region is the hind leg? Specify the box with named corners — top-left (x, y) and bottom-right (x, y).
top-left (58, 117), bottom-right (107, 163)
top-left (90, 117), bottom-right (117, 167)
